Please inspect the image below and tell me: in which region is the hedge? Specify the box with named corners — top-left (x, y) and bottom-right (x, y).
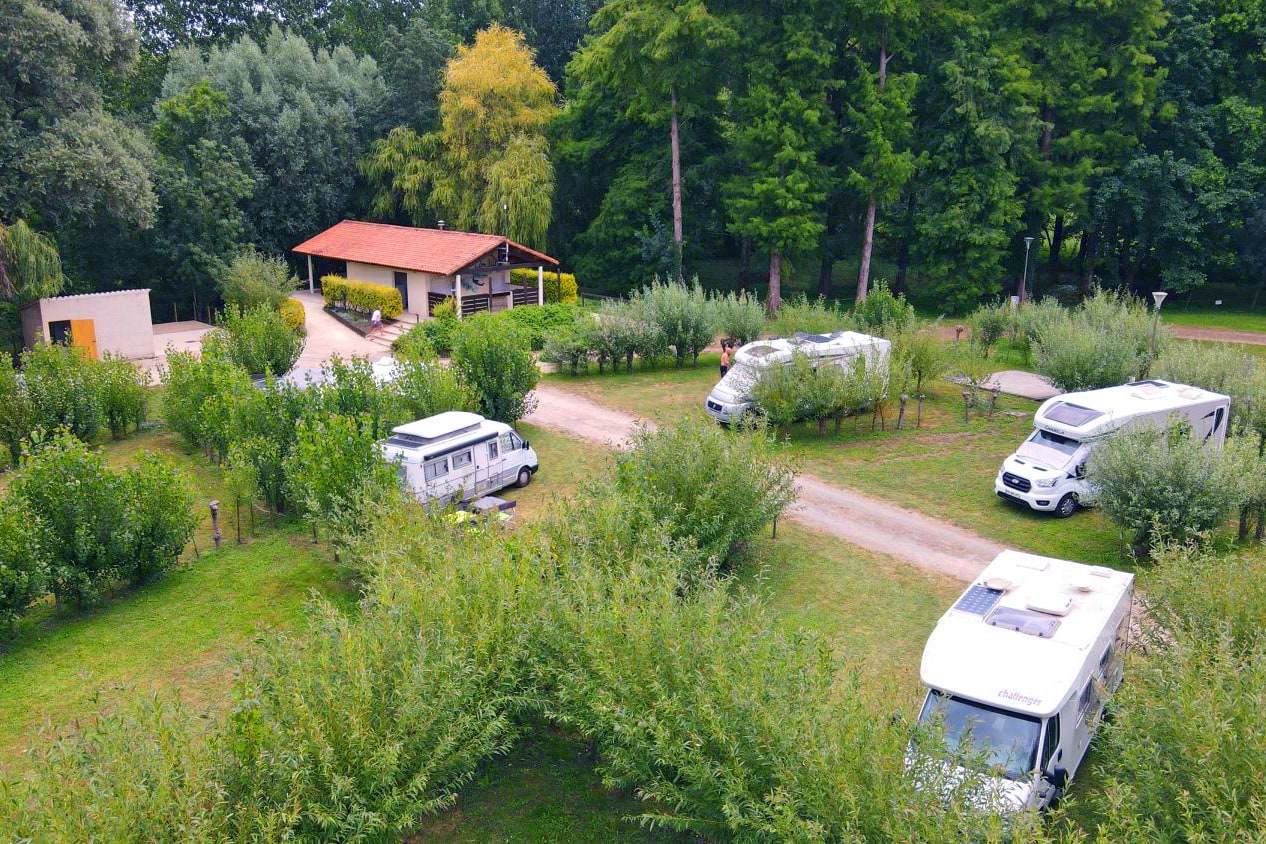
top-left (510, 268), bottom-right (578, 304)
top-left (278, 297), bottom-right (305, 331)
top-left (320, 275), bottom-right (403, 319)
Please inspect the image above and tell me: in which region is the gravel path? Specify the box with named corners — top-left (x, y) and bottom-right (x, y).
top-left (1169, 324), bottom-right (1266, 345)
top-left (526, 384), bottom-right (1003, 581)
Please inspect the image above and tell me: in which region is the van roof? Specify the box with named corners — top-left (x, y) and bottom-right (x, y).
top-left (392, 411), bottom-right (486, 442)
top-left (733, 331), bottom-right (889, 368)
top-left (1035, 380), bottom-right (1228, 439)
top-left (920, 551), bottom-right (1134, 718)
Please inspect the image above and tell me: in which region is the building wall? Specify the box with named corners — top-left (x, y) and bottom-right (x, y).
top-left (22, 290), bottom-right (155, 359)
top-left (339, 261), bottom-right (531, 319)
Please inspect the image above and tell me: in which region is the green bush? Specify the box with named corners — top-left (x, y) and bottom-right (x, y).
top-left (0, 494), bottom-right (50, 632)
top-left (219, 247), bottom-right (300, 311)
top-left (230, 377), bottom-right (312, 513)
top-left (278, 297), bottom-right (305, 330)
top-left (0, 353), bottom-right (31, 465)
top-left (422, 297), bottom-right (459, 355)
top-left (451, 315), bottom-right (539, 423)
top-left (120, 453), bottom-right (196, 584)
top-left (393, 355), bottom-right (479, 421)
top-left (498, 303), bottom-right (579, 350)
top-left (311, 356), bottom-right (395, 439)
top-left (540, 320), bottom-right (592, 375)
top-left (853, 279), bottom-right (915, 337)
top-left (629, 277), bottom-right (714, 367)
top-left (967, 300), bottom-right (1011, 354)
top-left (1033, 289), bottom-right (1158, 391)
top-left (203, 304), bottom-right (305, 377)
top-left (391, 322), bottom-right (435, 361)
top-left (8, 435), bottom-right (127, 606)
top-left (510, 267), bottom-right (579, 303)
top-left (1089, 422), bottom-right (1249, 549)
top-left (96, 354), bottom-right (148, 439)
top-left (320, 274), bottom-right (404, 318)
top-left (20, 342), bottom-right (103, 441)
top-left (284, 414), bottom-right (400, 540)
top-left (711, 289), bottom-right (766, 345)
top-left (160, 351), bottom-right (254, 458)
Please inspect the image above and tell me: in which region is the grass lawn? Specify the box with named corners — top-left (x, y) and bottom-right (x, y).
top-left (500, 422), bottom-right (611, 521)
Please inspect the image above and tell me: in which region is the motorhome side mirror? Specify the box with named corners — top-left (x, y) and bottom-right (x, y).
top-left (522, 440), bottom-right (530, 450)
top-left (1047, 766), bottom-right (1068, 790)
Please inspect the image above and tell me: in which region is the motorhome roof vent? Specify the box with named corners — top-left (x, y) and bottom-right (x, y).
top-left (791, 332), bottom-right (833, 344)
top-left (953, 584), bottom-right (1006, 616)
top-left (1025, 593), bottom-right (1073, 616)
top-left (986, 606), bottom-right (1062, 638)
top-left (1126, 380), bottom-right (1168, 388)
top-left (1044, 402), bottom-right (1105, 427)
top-left (746, 345), bottom-right (778, 358)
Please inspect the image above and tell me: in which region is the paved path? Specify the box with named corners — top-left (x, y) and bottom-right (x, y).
top-left (948, 369), bottom-right (1060, 402)
top-left (1171, 324), bottom-right (1266, 345)
top-left (525, 385), bottom-right (1002, 581)
top-left (292, 291), bottom-right (395, 368)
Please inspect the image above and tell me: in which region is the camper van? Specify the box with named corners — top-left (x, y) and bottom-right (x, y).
top-left (704, 331), bottom-right (891, 424)
top-left (379, 411), bottom-right (539, 505)
top-left (914, 550), bottom-right (1134, 813)
top-left (996, 379), bottom-right (1231, 517)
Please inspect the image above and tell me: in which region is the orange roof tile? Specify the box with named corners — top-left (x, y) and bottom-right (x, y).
top-left (292, 220), bottom-right (557, 275)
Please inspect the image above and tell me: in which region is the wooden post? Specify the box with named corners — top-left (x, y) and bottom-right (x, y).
top-left (209, 500), bottom-right (222, 550)
top-left (506, 269), bottom-right (514, 310)
top-left (954, 325), bottom-right (964, 345)
top-left (537, 265), bottom-right (544, 306)
top-left (989, 385), bottom-right (1000, 417)
top-left (917, 393), bottom-right (925, 428)
top-left (307, 254), bottom-right (315, 293)
top-left (962, 391), bottom-right (972, 424)
top-left (455, 274), bottom-right (462, 319)
top-left (897, 394), bottom-right (908, 429)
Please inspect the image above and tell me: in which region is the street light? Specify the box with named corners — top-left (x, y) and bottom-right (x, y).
top-left (1150, 290), bottom-right (1168, 363)
top-left (1020, 236), bottom-right (1035, 304)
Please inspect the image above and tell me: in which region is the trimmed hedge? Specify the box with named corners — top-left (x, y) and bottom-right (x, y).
top-left (320, 275), bottom-right (403, 319)
top-left (278, 297), bottom-right (305, 331)
top-left (510, 268), bottom-right (578, 304)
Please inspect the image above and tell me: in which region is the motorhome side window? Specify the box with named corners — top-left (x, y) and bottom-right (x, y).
top-left (452, 450), bottom-right (473, 469)
top-left (488, 439), bottom-right (499, 460)
top-left (1077, 678), bottom-right (1098, 719)
top-left (424, 458), bottom-right (449, 481)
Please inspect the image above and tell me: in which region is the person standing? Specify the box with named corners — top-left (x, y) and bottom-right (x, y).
top-left (369, 307), bottom-right (382, 336)
top-left (720, 343), bottom-right (731, 377)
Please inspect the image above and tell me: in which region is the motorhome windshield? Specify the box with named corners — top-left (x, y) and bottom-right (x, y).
top-left (919, 693), bottom-right (1041, 781)
top-left (1027, 429), bottom-right (1081, 456)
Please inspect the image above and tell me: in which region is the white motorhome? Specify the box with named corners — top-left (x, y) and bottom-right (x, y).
top-left (704, 331), bottom-right (891, 424)
top-left (915, 550), bottom-right (1134, 813)
top-left (379, 411), bottom-right (539, 505)
top-left (996, 379), bottom-right (1231, 517)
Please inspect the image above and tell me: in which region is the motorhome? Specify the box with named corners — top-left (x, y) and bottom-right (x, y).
top-left (996, 379), bottom-right (1231, 517)
top-left (379, 411), bottom-right (539, 505)
top-left (915, 550), bottom-right (1134, 813)
top-left (703, 331), bottom-right (891, 424)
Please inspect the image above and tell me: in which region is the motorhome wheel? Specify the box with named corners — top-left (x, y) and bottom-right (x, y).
top-left (1056, 494), bottom-right (1077, 518)
top-left (516, 467), bottom-right (532, 488)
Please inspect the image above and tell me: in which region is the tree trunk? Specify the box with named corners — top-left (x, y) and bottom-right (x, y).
top-left (894, 192), bottom-right (915, 295)
top-left (818, 255), bottom-right (834, 299)
top-left (670, 85), bottom-right (684, 281)
top-left (738, 237), bottom-right (751, 292)
top-left (856, 42), bottom-right (889, 305)
top-left (1081, 229), bottom-right (1097, 297)
top-left (1048, 214), bottom-right (1065, 280)
top-left (767, 249), bottom-right (782, 313)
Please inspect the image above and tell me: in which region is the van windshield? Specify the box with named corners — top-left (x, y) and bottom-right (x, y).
top-left (719, 362), bottom-right (759, 394)
top-left (1028, 429), bottom-right (1081, 456)
top-left (918, 692), bottom-right (1041, 781)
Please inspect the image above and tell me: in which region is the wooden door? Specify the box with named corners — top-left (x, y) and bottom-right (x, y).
top-left (70, 319), bottom-right (98, 360)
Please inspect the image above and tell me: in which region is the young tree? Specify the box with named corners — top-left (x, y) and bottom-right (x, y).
top-left (285, 414), bottom-right (400, 540)
top-left (0, 495), bottom-right (50, 633)
top-left (217, 248), bottom-right (297, 312)
top-left (202, 305), bottom-right (305, 378)
top-left (121, 454), bottom-right (197, 584)
top-left (451, 315), bottom-right (539, 423)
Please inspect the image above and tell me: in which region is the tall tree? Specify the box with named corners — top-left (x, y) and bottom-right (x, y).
top-left (723, 3), bottom-right (832, 312)
top-left (571, 0), bottom-right (735, 278)
top-left (362, 25), bottom-right (557, 248)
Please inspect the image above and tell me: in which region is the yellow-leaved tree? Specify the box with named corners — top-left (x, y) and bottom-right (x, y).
top-left (362, 25), bottom-right (558, 250)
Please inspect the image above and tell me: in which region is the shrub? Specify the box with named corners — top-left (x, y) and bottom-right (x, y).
top-left (320, 274), bottom-right (403, 318)
top-left (629, 277), bottom-right (714, 367)
top-left (540, 320), bottom-right (592, 375)
top-left (203, 304), bottom-right (305, 377)
top-left (96, 354), bottom-right (148, 439)
top-left (1089, 422), bottom-right (1249, 549)
top-left (498, 303), bottom-right (579, 350)
top-left (901, 328), bottom-right (951, 397)
top-left (451, 315), bottom-right (539, 423)
top-left (161, 351), bottom-right (254, 458)
top-left (712, 290), bottom-right (766, 345)
top-left (311, 356), bottom-right (395, 439)
top-left (768, 294), bottom-right (854, 336)
top-left (120, 454), bottom-right (196, 584)
top-left (391, 323), bottom-right (435, 361)
top-left (967, 300), bottom-right (1011, 354)
top-left (1033, 289), bottom-right (1157, 391)
top-left (278, 297), bottom-right (305, 331)
top-left (20, 341), bottom-right (103, 441)
top-left (510, 267), bottom-right (579, 303)
top-left (219, 247), bottom-right (300, 311)
top-left (0, 353), bottom-right (31, 465)
top-left (1153, 341), bottom-right (1253, 397)
top-left (393, 355), bottom-right (479, 420)
top-left (853, 278), bottom-right (915, 336)
top-left (230, 378), bottom-right (312, 513)
top-left (422, 297), bottom-right (459, 355)
top-left (613, 417), bottom-right (797, 576)
top-left (750, 353), bottom-right (815, 433)
top-left (9, 435), bottom-right (127, 606)
top-left (1014, 297), bottom-right (1066, 356)
top-left (0, 494), bottom-right (50, 631)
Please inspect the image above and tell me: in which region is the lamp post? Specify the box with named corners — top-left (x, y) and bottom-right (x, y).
top-left (1150, 290), bottom-right (1168, 362)
top-left (1020, 236), bottom-right (1035, 304)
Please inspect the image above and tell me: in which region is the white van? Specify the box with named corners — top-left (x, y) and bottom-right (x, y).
top-left (379, 411), bottom-right (539, 505)
top-left (996, 379), bottom-right (1230, 517)
top-left (914, 550), bottom-right (1134, 813)
top-left (704, 331), bottom-right (891, 424)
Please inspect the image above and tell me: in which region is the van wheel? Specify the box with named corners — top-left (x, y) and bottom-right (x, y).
top-left (516, 467), bottom-right (532, 488)
top-left (1055, 494), bottom-right (1077, 518)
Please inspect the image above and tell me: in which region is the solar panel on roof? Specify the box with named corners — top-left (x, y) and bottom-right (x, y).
top-left (953, 584), bottom-right (1005, 616)
top-left (1044, 402), bottom-right (1105, 427)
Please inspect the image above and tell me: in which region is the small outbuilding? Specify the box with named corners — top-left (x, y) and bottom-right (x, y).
top-left (292, 220), bottom-right (559, 320)
top-left (20, 289), bottom-right (155, 360)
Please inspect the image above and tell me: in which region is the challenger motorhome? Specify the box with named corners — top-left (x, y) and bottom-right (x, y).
top-left (915, 550), bottom-right (1134, 813)
top-left (379, 411), bottom-right (539, 505)
top-left (704, 331), bottom-right (890, 424)
top-left (996, 379), bottom-right (1230, 517)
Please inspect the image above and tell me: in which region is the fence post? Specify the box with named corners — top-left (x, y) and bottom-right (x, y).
top-left (209, 500), bottom-right (222, 550)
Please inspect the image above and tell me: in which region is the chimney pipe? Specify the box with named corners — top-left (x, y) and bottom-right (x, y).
top-left (437, 220), bottom-right (446, 230)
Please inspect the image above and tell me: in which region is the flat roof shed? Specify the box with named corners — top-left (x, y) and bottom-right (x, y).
top-left (20, 289), bottom-right (155, 360)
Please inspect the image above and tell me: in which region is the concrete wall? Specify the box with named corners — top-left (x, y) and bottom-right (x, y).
top-left (22, 290), bottom-right (155, 359)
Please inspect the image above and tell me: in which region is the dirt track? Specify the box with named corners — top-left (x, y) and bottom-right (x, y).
top-left (526, 385), bottom-right (1003, 581)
